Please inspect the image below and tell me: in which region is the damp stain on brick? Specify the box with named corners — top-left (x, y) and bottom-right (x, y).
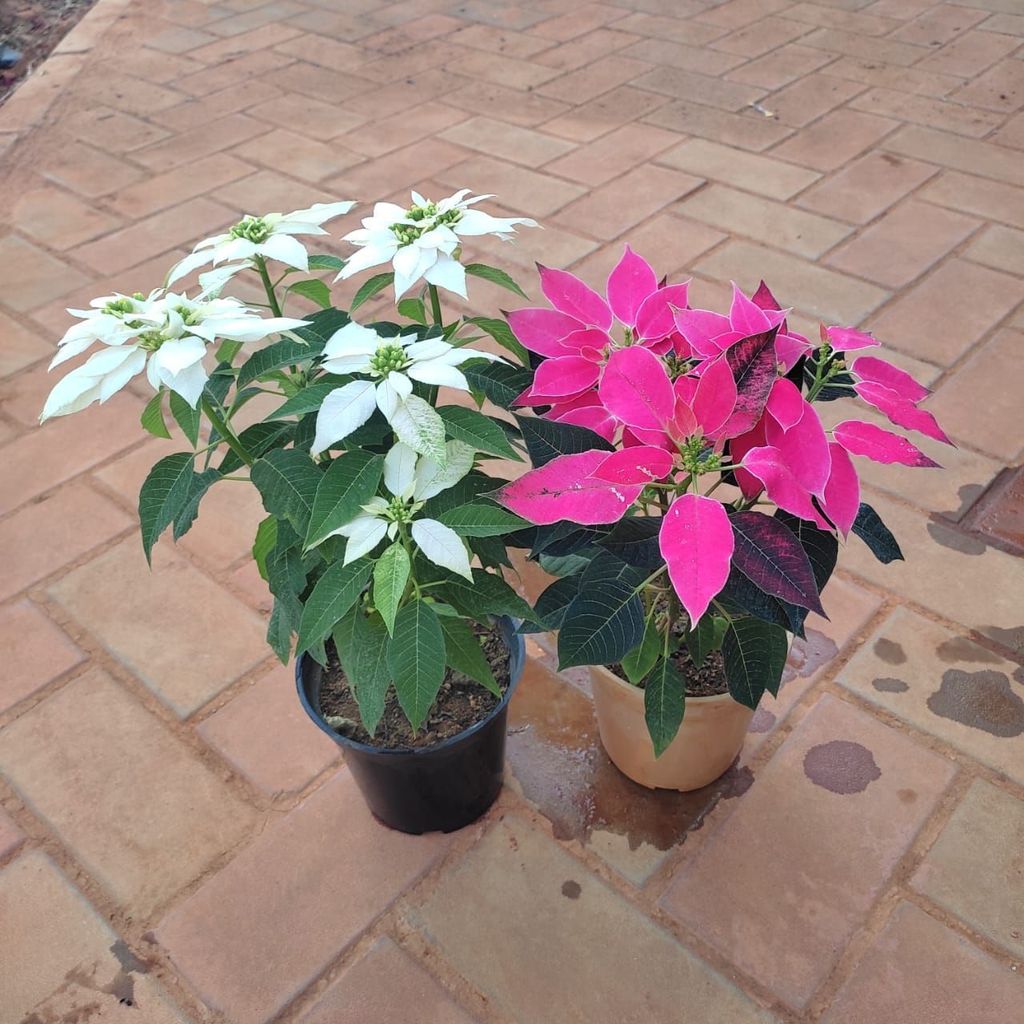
top-left (873, 677), bottom-right (909, 693)
top-left (803, 740), bottom-right (881, 794)
top-left (874, 638), bottom-right (907, 665)
top-left (749, 707), bottom-right (776, 733)
top-left (506, 661), bottom-right (751, 853)
top-left (561, 879), bottom-right (582, 899)
top-left (936, 636), bottom-right (1003, 664)
top-left (926, 669), bottom-right (1024, 738)
top-left (927, 518), bottom-right (987, 556)
top-left (782, 628), bottom-right (839, 685)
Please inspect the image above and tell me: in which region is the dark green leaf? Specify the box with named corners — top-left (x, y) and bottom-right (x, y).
top-left (420, 471), bottom-right (493, 518)
top-left (140, 391), bottom-right (171, 439)
top-left (522, 574), bottom-right (580, 633)
top-left (350, 272), bottom-right (394, 312)
top-left (251, 448), bottom-right (323, 536)
top-left (388, 600), bottom-right (446, 730)
top-left (469, 534), bottom-right (512, 570)
top-left (433, 568), bottom-right (536, 623)
top-left (686, 614), bottom-right (723, 670)
top-left (236, 335), bottom-right (321, 389)
top-left (307, 254), bottom-right (346, 272)
top-left (292, 307), bottom-right (350, 346)
top-left (373, 541), bottom-right (409, 635)
top-left (252, 515), bottom-right (277, 581)
top-left (598, 516), bottom-right (663, 569)
top-left (172, 468), bottom-right (220, 540)
top-left (267, 381), bottom-right (344, 421)
top-left (851, 502), bottom-right (904, 564)
top-left (332, 609), bottom-right (390, 736)
top-left (463, 362), bottom-right (533, 410)
top-left (297, 557), bottom-right (373, 654)
top-left (218, 420), bottom-right (295, 475)
top-left (305, 450), bottom-right (384, 549)
top-left (439, 616), bottom-right (499, 696)
top-left (267, 598), bottom-right (297, 663)
top-left (718, 566), bottom-right (803, 637)
top-left (287, 278), bottom-right (332, 309)
top-left (138, 453), bottom-right (194, 563)
top-left (621, 612), bottom-right (662, 684)
top-left (774, 510), bottom-right (839, 590)
top-left (644, 658), bottom-right (686, 757)
top-left (465, 263), bottom-right (528, 299)
top-left (438, 502), bottom-right (528, 537)
top-left (515, 414), bottom-right (613, 467)
top-left (722, 618), bottom-right (789, 709)
top-left (558, 552), bottom-right (646, 670)
top-left (437, 405), bottom-right (521, 460)
top-left (463, 316), bottom-right (529, 363)
top-left (169, 392), bottom-right (201, 448)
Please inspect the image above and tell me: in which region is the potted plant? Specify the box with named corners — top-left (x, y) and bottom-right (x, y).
top-left (40, 190), bottom-right (546, 833)
top-left (495, 248), bottom-right (949, 791)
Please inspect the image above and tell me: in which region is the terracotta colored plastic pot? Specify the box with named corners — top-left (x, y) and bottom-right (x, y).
top-left (296, 616), bottom-right (525, 835)
top-left (590, 663), bottom-right (754, 791)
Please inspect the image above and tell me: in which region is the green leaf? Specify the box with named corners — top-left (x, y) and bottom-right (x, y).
top-left (463, 316), bottom-right (529, 363)
top-left (851, 502), bottom-right (903, 565)
top-left (437, 405), bottom-right (520, 460)
top-left (252, 515), bottom-right (277, 581)
top-left (237, 335), bottom-right (322, 389)
top-left (388, 600), bottom-right (446, 731)
top-left (292, 307), bottom-right (350, 346)
top-left (140, 391), bottom-right (171, 439)
top-left (644, 658), bottom-right (686, 758)
top-left (522, 574), bottom-right (580, 633)
top-left (373, 542), bottom-right (409, 635)
top-left (621, 613), bottom-right (661, 685)
top-left (172, 468), bottom-right (220, 540)
top-left (515, 414), bottom-right (613, 467)
top-left (397, 297), bottom-right (427, 324)
top-left (297, 557), bottom-right (373, 654)
top-left (305, 451), bottom-right (384, 549)
top-left (440, 616), bottom-right (499, 696)
top-left (686, 614), bottom-right (722, 670)
top-left (169, 392), bottom-right (201, 448)
top-left (332, 609), bottom-right (390, 737)
top-left (218, 420), bottom-right (295, 475)
top-left (433, 568), bottom-right (536, 623)
top-left (390, 394), bottom-right (446, 463)
top-left (267, 381), bottom-right (345, 421)
top-left (138, 453), bottom-right (194, 563)
top-left (463, 362), bottom-right (533, 410)
top-left (420, 471), bottom-right (493, 518)
top-left (350, 272), bottom-right (394, 312)
top-left (287, 279), bottom-right (332, 309)
top-left (722, 617), bottom-right (789, 709)
top-left (465, 263), bottom-right (528, 299)
top-left (557, 553), bottom-right (646, 670)
top-left (438, 502), bottom-right (528, 537)
top-left (267, 598), bottom-right (297, 663)
top-left (308, 254), bottom-right (346, 272)
top-left (251, 448), bottom-right (323, 536)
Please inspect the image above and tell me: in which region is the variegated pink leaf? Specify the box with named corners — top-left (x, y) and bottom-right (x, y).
top-left (853, 382), bottom-right (953, 446)
top-left (607, 245), bottom-right (658, 328)
top-left (593, 445), bottom-right (674, 484)
top-left (561, 327), bottom-right (612, 358)
top-left (826, 326), bottom-right (880, 352)
top-left (538, 264), bottom-right (612, 330)
top-left (635, 281), bottom-right (691, 341)
top-left (834, 419), bottom-right (940, 468)
top-left (624, 425), bottom-right (673, 451)
top-left (599, 345), bottom-right (675, 430)
top-left (775, 330), bottom-right (813, 372)
top-left (730, 282), bottom-right (784, 337)
top-left (557, 405), bottom-right (618, 441)
top-left (766, 377), bottom-right (804, 430)
top-left (822, 442), bottom-right (860, 537)
top-left (659, 494), bottom-right (734, 627)
top-left (742, 446), bottom-right (833, 528)
top-left (720, 327), bottom-right (779, 438)
top-left (494, 450), bottom-right (641, 526)
top-left (532, 355), bottom-right (601, 400)
top-left (673, 307), bottom-right (732, 357)
top-left (506, 308), bottom-right (584, 357)
top-left (765, 398), bottom-right (832, 496)
top-left (693, 356), bottom-right (737, 438)
top-left (728, 423), bottom-right (767, 499)
top-left (851, 355), bottom-right (930, 404)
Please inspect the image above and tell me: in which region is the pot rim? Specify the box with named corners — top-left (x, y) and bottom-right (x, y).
top-left (589, 661), bottom-right (741, 705)
top-left (295, 616), bottom-right (524, 759)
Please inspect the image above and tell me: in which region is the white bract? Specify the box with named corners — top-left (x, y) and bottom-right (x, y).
top-left (329, 442), bottom-right (475, 578)
top-left (311, 321), bottom-right (502, 456)
top-left (337, 189), bottom-right (537, 299)
top-left (166, 201), bottom-right (356, 286)
top-left (41, 291), bottom-right (307, 420)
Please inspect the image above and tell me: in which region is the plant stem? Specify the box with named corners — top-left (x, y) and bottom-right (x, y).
top-left (428, 283), bottom-right (443, 327)
top-left (255, 256), bottom-right (283, 317)
top-left (201, 397), bottom-right (253, 467)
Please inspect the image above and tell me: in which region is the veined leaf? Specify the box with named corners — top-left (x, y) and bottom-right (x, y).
top-left (463, 316), bottom-right (529, 363)
top-left (350, 272), bottom-right (394, 312)
top-left (465, 263), bottom-right (528, 299)
top-left (522, 574), bottom-right (581, 633)
top-left (388, 600), bottom-right (446, 730)
top-left (237, 336), bottom-right (322, 389)
top-left (621, 612), bottom-right (662, 685)
top-left (251, 448), bottom-right (323, 536)
top-left (463, 362), bottom-right (533, 410)
top-left (172, 468), bottom-right (220, 540)
top-left (851, 502), bottom-right (903, 565)
top-left (514, 414), bottom-right (613, 468)
top-left (433, 568), bottom-right (536, 623)
top-left (307, 254), bottom-right (346, 272)
top-left (287, 279), bottom-right (332, 309)
top-left (598, 516), bottom-right (664, 569)
top-left (267, 381), bottom-right (344, 421)
top-left (169, 391), bottom-right (201, 448)
top-left (397, 297), bottom-right (427, 324)
top-left (296, 557), bottom-right (373, 654)
top-left (438, 502), bottom-right (528, 537)
top-left (332, 609), bottom-right (390, 737)
top-left (218, 420), bottom-right (295, 475)
top-left (438, 405), bottom-right (521, 460)
top-left (722, 617), bottom-right (789, 709)
top-left (686, 614), bottom-right (725, 670)
top-left (305, 450), bottom-right (384, 549)
top-left (390, 394), bottom-right (446, 463)
top-left (138, 453), bottom-right (194, 563)
top-left (373, 541), bottom-right (409, 635)
top-left (644, 658), bottom-right (685, 757)
top-left (140, 391), bottom-right (171, 439)
top-left (439, 616), bottom-right (500, 696)
top-left (252, 515), bottom-right (278, 581)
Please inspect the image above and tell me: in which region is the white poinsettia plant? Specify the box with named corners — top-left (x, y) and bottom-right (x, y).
top-left (40, 190), bottom-right (542, 736)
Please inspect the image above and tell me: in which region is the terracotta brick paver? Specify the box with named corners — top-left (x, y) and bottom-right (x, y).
top-left (2, 1), bottom-right (1024, 1021)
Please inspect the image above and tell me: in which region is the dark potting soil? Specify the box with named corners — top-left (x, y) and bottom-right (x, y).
top-left (320, 622), bottom-right (511, 750)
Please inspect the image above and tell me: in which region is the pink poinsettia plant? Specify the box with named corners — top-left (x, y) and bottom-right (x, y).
top-left (495, 247), bottom-right (949, 755)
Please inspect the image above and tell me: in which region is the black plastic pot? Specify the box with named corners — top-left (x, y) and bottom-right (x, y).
top-left (295, 616), bottom-right (525, 834)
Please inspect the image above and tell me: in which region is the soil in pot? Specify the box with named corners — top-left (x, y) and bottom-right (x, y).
top-left (609, 621), bottom-right (729, 698)
top-left (319, 621), bottom-right (511, 749)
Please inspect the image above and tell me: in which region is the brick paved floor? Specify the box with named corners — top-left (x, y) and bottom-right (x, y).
top-left (2, 0), bottom-right (1024, 1021)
